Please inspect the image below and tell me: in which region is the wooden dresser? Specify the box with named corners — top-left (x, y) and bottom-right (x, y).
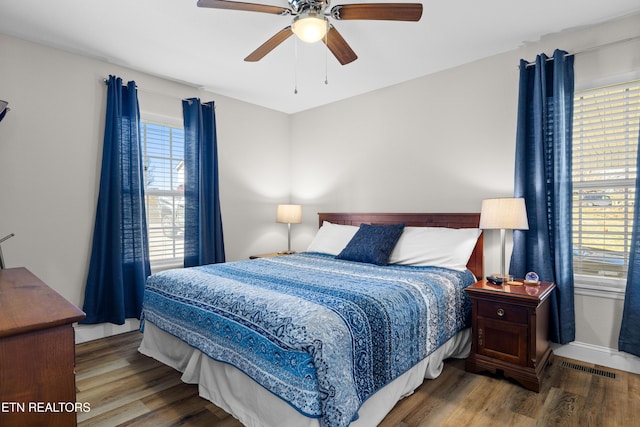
top-left (0, 267), bottom-right (86, 427)
top-left (465, 279), bottom-right (555, 392)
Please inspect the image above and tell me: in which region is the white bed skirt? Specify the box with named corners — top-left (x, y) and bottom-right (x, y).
top-left (139, 322), bottom-right (471, 427)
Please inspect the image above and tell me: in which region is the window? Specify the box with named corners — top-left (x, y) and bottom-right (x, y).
top-left (141, 120), bottom-right (185, 267)
top-left (572, 80), bottom-right (640, 280)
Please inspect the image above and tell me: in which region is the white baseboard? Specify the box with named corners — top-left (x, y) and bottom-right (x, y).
top-left (551, 341), bottom-right (640, 375)
top-left (74, 319), bottom-right (141, 344)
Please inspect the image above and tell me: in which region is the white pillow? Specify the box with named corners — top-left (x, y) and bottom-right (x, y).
top-left (306, 221), bottom-right (359, 256)
top-left (388, 226), bottom-right (481, 271)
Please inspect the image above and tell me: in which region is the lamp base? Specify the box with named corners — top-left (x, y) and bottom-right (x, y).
top-left (277, 250), bottom-right (296, 255)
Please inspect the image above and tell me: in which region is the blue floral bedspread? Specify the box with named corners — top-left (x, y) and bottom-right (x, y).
top-left (141, 252), bottom-right (474, 427)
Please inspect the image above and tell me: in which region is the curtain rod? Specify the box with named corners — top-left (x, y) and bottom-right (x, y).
top-left (101, 78), bottom-right (206, 103)
top-left (523, 35), bottom-right (640, 67)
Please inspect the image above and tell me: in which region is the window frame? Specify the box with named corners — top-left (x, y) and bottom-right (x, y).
top-left (572, 72), bottom-right (640, 296)
top-left (140, 113), bottom-right (185, 273)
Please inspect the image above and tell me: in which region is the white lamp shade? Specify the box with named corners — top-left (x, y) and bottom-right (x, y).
top-left (276, 204), bottom-right (302, 224)
top-left (291, 13), bottom-right (329, 43)
top-left (479, 198), bottom-right (529, 230)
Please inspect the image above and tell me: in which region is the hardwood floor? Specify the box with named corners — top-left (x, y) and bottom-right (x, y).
top-left (75, 331), bottom-right (640, 426)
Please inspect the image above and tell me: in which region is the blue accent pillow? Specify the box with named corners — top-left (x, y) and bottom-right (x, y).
top-left (336, 223), bottom-right (405, 265)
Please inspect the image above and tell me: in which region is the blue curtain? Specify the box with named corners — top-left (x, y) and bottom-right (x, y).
top-left (80, 76), bottom-right (151, 325)
top-left (510, 50), bottom-right (575, 344)
top-left (182, 98), bottom-right (225, 267)
top-left (619, 119), bottom-right (640, 357)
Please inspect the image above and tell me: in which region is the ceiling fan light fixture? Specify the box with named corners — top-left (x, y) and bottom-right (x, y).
top-left (291, 12), bottom-right (329, 43)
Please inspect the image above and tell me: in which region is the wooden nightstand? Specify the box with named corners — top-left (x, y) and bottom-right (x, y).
top-left (465, 279), bottom-right (556, 392)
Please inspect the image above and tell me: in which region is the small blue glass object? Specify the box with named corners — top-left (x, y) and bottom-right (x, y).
top-left (525, 271), bottom-right (539, 283)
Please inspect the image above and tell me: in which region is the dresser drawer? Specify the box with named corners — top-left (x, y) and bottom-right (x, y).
top-left (477, 300), bottom-right (528, 324)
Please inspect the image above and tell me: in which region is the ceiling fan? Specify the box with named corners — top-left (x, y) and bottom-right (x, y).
top-left (197, 0), bottom-right (423, 65)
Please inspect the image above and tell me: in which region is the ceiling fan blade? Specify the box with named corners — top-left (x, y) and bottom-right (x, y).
top-left (330, 3), bottom-right (423, 21)
top-left (245, 27), bottom-right (293, 62)
top-left (323, 26), bottom-right (357, 65)
top-left (197, 0), bottom-right (291, 15)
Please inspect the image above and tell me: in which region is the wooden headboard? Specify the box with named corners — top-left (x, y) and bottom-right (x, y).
top-left (318, 212), bottom-right (484, 279)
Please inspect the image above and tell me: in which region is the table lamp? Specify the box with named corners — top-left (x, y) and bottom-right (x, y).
top-left (276, 204), bottom-right (302, 254)
top-left (479, 198), bottom-right (529, 281)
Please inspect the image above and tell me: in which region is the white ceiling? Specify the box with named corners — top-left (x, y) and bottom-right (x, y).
top-left (1, 0), bottom-right (639, 114)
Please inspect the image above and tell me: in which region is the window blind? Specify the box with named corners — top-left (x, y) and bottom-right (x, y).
top-left (141, 121), bottom-right (185, 266)
top-left (572, 80), bottom-right (640, 279)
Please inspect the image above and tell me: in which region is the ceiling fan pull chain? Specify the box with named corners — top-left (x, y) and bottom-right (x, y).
top-left (294, 36), bottom-right (299, 94)
top-left (324, 30), bottom-right (329, 85)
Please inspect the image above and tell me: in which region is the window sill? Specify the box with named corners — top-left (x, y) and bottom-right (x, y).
top-left (150, 259), bottom-right (183, 275)
top-left (574, 274), bottom-right (626, 300)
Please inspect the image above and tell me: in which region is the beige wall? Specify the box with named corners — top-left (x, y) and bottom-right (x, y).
top-left (289, 13), bottom-right (640, 372)
top-left (0, 34), bottom-right (291, 341)
top-left (1, 12), bottom-right (640, 370)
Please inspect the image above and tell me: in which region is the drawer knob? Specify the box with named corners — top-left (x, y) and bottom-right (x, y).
top-left (497, 308), bottom-right (505, 317)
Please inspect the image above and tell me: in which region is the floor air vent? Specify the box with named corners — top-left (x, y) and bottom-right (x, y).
top-left (560, 360), bottom-right (616, 379)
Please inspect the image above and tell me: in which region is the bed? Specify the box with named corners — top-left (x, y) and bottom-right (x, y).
top-left (139, 212), bottom-right (483, 427)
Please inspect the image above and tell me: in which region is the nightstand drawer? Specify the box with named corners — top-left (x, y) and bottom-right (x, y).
top-left (477, 300), bottom-right (528, 324)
